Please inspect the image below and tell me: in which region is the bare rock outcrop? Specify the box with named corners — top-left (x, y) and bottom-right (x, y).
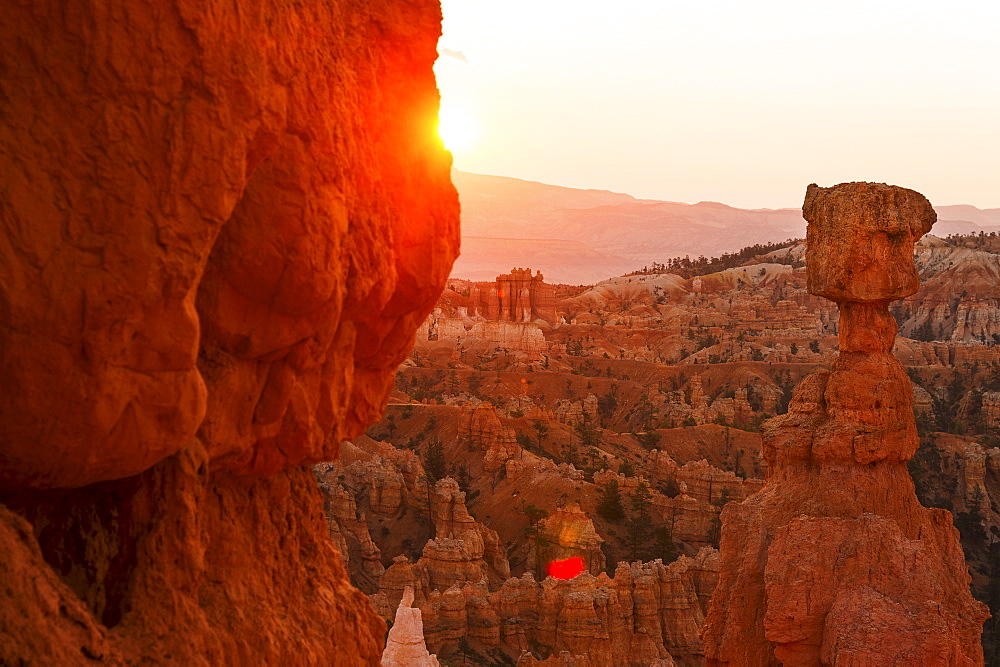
top-left (459, 402), bottom-right (524, 471)
top-left (703, 183), bottom-right (987, 664)
top-left (375, 477), bottom-right (509, 615)
top-left (314, 468), bottom-right (386, 582)
top-left (520, 550), bottom-right (717, 665)
top-left (469, 268), bottom-right (558, 324)
top-left (7, 451), bottom-right (388, 664)
top-left (382, 587), bottom-right (440, 666)
top-left (0, 506), bottom-right (121, 663)
top-left (983, 392), bottom-right (1000, 429)
top-left (416, 316), bottom-right (547, 361)
top-left (424, 478), bottom-right (511, 589)
top-left (0, 0), bottom-right (458, 662)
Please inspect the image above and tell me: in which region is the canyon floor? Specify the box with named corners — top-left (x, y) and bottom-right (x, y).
top-left (327, 231), bottom-right (1000, 665)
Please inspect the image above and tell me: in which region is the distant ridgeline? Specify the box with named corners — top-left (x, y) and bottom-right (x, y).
top-left (628, 238), bottom-right (804, 278)
top-left (944, 231), bottom-right (1000, 252)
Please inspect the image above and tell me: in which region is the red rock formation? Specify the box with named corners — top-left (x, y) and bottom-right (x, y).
top-left (521, 550), bottom-right (717, 665)
top-left (983, 392), bottom-right (1000, 430)
top-left (673, 460), bottom-right (762, 505)
top-left (461, 402), bottom-right (518, 450)
top-left (424, 478), bottom-right (511, 589)
top-left (0, 507), bottom-right (121, 663)
top-left (470, 268), bottom-right (558, 324)
top-left (315, 466), bottom-right (387, 584)
top-left (415, 316), bottom-right (548, 361)
top-left (380, 555), bottom-right (433, 610)
top-left (400, 549), bottom-right (718, 665)
top-left (900, 245), bottom-right (1000, 343)
top-left (7, 451), bottom-right (388, 664)
top-left (703, 183), bottom-right (987, 664)
top-left (382, 587), bottom-right (440, 666)
top-left (654, 494), bottom-right (720, 546)
top-left (0, 0), bottom-right (458, 662)
top-left (374, 477), bottom-right (509, 613)
top-left (457, 402), bottom-right (527, 472)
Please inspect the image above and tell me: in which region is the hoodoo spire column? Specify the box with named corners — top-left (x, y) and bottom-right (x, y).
top-left (703, 182), bottom-right (987, 665)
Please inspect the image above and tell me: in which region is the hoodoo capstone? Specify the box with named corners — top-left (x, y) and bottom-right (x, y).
top-left (702, 182), bottom-right (988, 665)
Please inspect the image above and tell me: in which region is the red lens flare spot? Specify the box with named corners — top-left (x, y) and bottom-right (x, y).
top-left (547, 557), bottom-right (585, 580)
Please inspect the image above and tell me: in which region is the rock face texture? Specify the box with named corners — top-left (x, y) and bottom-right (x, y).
top-left (1, 0), bottom-right (456, 489)
top-left (703, 183), bottom-right (988, 664)
top-left (0, 0), bottom-right (458, 663)
top-left (315, 468), bottom-right (387, 582)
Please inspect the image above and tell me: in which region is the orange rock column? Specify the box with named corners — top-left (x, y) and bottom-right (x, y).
top-left (702, 182), bottom-right (988, 665)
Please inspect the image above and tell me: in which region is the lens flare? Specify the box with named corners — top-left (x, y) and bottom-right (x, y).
top-left (547, 556), bottom-right (585, 580)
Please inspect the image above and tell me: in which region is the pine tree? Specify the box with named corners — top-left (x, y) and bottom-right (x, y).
top-left (532, 419), bottom-right (549, 449)
top-left (423, 438), bottom-right (447, 483)
top-left (626, 481), bottom-right (653, 560)
top-left (658, 477), bottom-right (680, 498)
top-left (707, 516), bottom-right (722, 548)
top-left (455, 463), bottom-right (473, 494)
top-left (652, 526), bottom-right (679, 564)
top-left (562, 428), bottom-right (580, 466)
top-left (596, 480), bottom-right (625, 522)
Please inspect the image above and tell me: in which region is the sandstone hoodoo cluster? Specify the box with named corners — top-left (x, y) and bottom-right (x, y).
top-left (346, 193), bottom-right (1000, 662)
top-left (703, 183), bottom-right (988, 664)
top-left (0, 0), bottom-right (458, 663)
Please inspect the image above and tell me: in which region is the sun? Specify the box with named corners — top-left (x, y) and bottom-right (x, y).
top-left (437, 106), bottom-right (478, 155)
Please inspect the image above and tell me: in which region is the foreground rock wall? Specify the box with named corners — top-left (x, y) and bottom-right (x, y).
top-left (0, 0), bottom-right (458, 663)
top-left (703, 183), bottom-right (987, 664)
top-left (9, 454), bottom-right (387, 664)
top-left (1, 0), bottom-right (454, 489)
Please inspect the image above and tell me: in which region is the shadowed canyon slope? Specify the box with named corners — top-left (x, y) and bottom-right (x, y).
top-left (453, 171), bottom-right (1000, 285)
top-left (0, 0), bottom-right (458, 663)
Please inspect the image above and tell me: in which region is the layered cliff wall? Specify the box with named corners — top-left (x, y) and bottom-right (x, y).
top-left (703, 183), bottom-right (988, 664)
top-left (0, 0), bottom-right (459, 663)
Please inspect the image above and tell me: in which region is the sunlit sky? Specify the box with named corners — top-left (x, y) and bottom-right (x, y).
top-left (435, 0), bottom-right (1000, 210)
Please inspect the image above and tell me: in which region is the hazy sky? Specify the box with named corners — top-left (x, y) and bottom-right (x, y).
top-left (435, 0), bottom-right (999, 210)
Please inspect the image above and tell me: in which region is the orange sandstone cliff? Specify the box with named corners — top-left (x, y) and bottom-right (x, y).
top-left (702, 183), bottom-right (988, 664)
top-left (0, 0), bottom-right (458, 663)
